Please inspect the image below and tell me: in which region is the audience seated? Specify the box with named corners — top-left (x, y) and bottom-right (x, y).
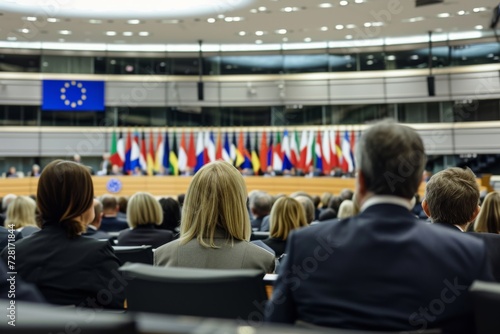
top-left (327, 195), bottom-right (343, 216)
top-left (249, 191), bottom-right (273, 231)
top-left (422, 167), bottom-right (500, 282)
top-left (100, 195), bottom-right (128, 232)
top-left (260, 196), bottom-right (308, 258)
top-left (0, 194), bottom-right (17, 226)
top-left (5, 196), bottom-right (40, 237)
top-left (154, 161), bottom-right (274, 273)
top-left (265, 120), bottom-right (493, 333)
top-left (117, 192), bottom-right (174, 249)
top-left (158, 197), bottom-right (181, 234)
top-left (29, 164), bottom-right (41, 177)
top-left (0, 160), bottom-right (125, 309)
top-left (473, 191), bottom-right (500, 233)
top-left (83, 199), bottom-right (110, 240)
top-left (292, 195), bottom-right (315, 224)
top-left (6, 166), bottom-right (19, 178)
top-left (318, 208), bottom-right (336, 222)
top-left (337, 200), bottom-right (355, 219)
top-left (117, 196), bottom-right (128, 221)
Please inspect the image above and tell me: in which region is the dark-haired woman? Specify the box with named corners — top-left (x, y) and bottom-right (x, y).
top-left (1, 160), bottom-right (124, 309)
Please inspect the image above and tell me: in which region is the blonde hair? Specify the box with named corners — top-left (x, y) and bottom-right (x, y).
top-left (475, 192), bottom-right (500, 233)
top-left (270, 197), bottom-right (308, 240)
top-left (338, 200), bottom-right (355, 219)
top-left (5, 196), bottom-right (37, 229)
top-left (180, 161), bottom-right (250, 248)
top-left (127, 192), bottom-right (163, 228)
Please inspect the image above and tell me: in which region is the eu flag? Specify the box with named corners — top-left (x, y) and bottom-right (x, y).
top-left (42, 80), bottom-right (105, 111)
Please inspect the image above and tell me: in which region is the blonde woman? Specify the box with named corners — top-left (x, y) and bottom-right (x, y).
top-left (337, 200), bottom-right (355, 219)
top-left (474, 192), bottom-right (500, 233)
top-left (117, 192), bottom-right (174, 248)
top-left (154, 161), bottom-right (275, 273)
top-left (5, 196), bottom-right (40, 237)
top-left (263, 196), bottom-right (308, 257)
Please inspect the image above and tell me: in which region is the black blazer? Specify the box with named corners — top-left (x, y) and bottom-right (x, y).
top-left (83, 226), bottom-right (111, 240)
top-left (0, 224), bottom-right (124, 309)
top-left (117, 224), bottom-right (174, 249)
top-left (262, 238), bottom-right (287, 257)
top-left (266, 204), bottom-right (493, 333)
top-left (100, 216), bottom-right (128, 232)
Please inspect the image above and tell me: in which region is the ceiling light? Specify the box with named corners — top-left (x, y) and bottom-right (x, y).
top-left (276, 29), bottom-right (287, 34)
top-left (255, 39), bottom-right (263, 44)
top-left (345, 34), bottom-right (353, 39)
top-left (335, 24), bottom-right (344, 30)
top-left (408, 16), bottom-right (425, 23)
top-left (105, 31), bottom-right (116, 36)
top-left (89, 19), bottom-right (102, 24)
top-left (123, 31), bottom-right (133, 36)
top-left (250, 8), bottom-right (258, 13)
top-left (437, 13), bottom-right (450, 18)
top-left (7, 36), bottom-right (17, 41)
top-left (47, 18), bottom-right (59, 23)
top-left (304, 37), bottom-right (312, 42)
top-left (231, 17), bottom-right (243, 22)
top-left (138, 31), bottom-right (149, 36)
top-left (217, 14), bottom-right (225, 19)
top-left (26, 16), bottom-right (36, 21)
top-left (346, 24), bottom-right (356, 29)
top-left (366, 60), bottom-right (374, 65)
top-left (127, 19), bottom-right (141, 24)
top-left (364, 22), bottom-right (372, 27)
top-left (457, 10), bottom-right (466, 15)
top-left (340, 1), bottom-right (348, 6)
top-left (258, 6), bottom-right (267, 11)
top-left (207, 18), bottom-right (216, 23)
top-left (282, 37), bottom-right (288, 42)
top-left (372, 22), bottom-right (384, 27)
top-left (488, 53), bottom-right (494, 58)
top-left (321, 26), bottom-right (328, 31)
top-left (255, 30), bottom-right (264, 36)
top-left (20, 28), bottom-right (30, 34)
top-left (473, 7), bottom-right (488, 13)
top-left (161, 19), bottom-right (180, 24)
top-left (238, 31), bottom-right (246, 36)
top-left (386, 55), bottom-right (396, 61)
top-left (354, 0), bottom-right (364, 3)
top-left (319, 3), bottom-right (333, 8)
top-left (475, 25), bottom-right (484, 30)
top-left (224, 17), bottom-right (233, 22)
top-left (282, 7), bottom-right (300, 12)
top-left (59, 30), bottom-right (71, 35)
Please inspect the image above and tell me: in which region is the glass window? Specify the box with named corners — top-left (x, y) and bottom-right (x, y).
top-left (219, 55), bottom-right (284, 75)
top-left (41, 55), bottom-right (94, 73)
top-left (451, 43), bottom-right (500, 66)
top-left (284, 54), bottom-right (328, 73)
top-left (397, 102), bottom-right (440, 123)
top-left (0, 54), bottom-right (40, 72)
top-left (329, 54), bottom-right (356, 72)
top-left (359, 52), bottom-right (385, 71)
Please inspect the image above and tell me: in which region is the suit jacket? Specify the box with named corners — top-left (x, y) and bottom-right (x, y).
top-left (154, 229), bottom-right (275, 273)
top-left (265, 203), bottom-right (493, 333)
top-left (0, 224), bottom-right (124, 309)
top-left (83, 226), bottom-right (111, 240)
top-left (117, 224), bottom-right (174, 249)
top-left (100, 216), bottom-right (128, 232)
top-left (262, 237), bottom-right (287, 258)
top-left (251, 217), bottom-right (265, 231)
top-left (260, 216), bottom-right (270, 232)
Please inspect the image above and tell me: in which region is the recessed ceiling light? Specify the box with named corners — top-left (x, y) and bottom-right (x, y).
top-left (231, 17), bottom-right (243, 22)
top-left (20, 28), bottom-right (30, 34)
top-left (217, 14), bottom-right (225, 19)
top-left (282, 7), bottom-right (300, 12)
top-left (105, 31), bottom-right (116, 36)
top-left (304, 37), bottom-right (312, 42)
top-left (47, 18), bottom-right (59, 23)
top-left (276, 29), bottom-right (287, 34)
top-left (258, 6), bottom-right (267, 11)
top-left (366, 60), bottom-right (374, 65)
top-left (488, 53), bottom-right (494, 58)
top-left (59, 30), bottom-right (71, 35)
top-left (346, 24), bottom-right (356, 29)
top-left (321, 26), bottom-right (328, 31)
top-left (127, 19), bottom-right (141, 24)
top-left (336, 24), bottom-right (344, 30)
top-left (319, 3), bottom-right (333, 8)
top-left (7, 36), bottom-right (17, 41)
top-left (473, 7), bottom-right (488, 13)
top-left (26, 16), bottom-right (37, 21)
top-left (224, 17), bottom-right (234, 22)
top-left (207, 18), bottom-right (216, 23)
top-left (123, 31), bottom-right (133, 36)
top-left (255, 30), bottom-right (264, 36)
top-left (354, 0), bottom-right (364, 3)
top-left (256, 39), bottom-right (263, 44)
top-left (238, 31), bottom-right (246, 36)
top-left (89, 19), bottom-right (102, 24)
top-left (250, 8), bottom-right (258, 13)
top-left (457, 10), bottom-right (466, 15)
top-left (138, 31), bottom-right (150, 36)
top-left (345, 34), bottom-right (353, 39)
top-left (437, 13), bottom-right (450, 18)
top-left (364, 22), bottom-right (372, 27)
top-left (386, 55), bottom-right (396, 61)
top-left (372, 22), bottom-right (384, 27)
top-left (340, 1), bottom-right (349, 6)
top-left (408, 16), bottom-right (425, 23)
top-left (475, 25), bottom-right (484, 30)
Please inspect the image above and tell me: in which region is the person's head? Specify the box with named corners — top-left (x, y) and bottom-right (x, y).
top-left (312, 195), bottom-right (321, 208)
top-left (117, 196), bottom-right (128, 214)
top-left (5, 196), bottom-right (37, 229)
top-left (2, 194), bottom-right (17, 213)
top-left (319, 208), bottom-right (337, 221)
top-left (101, 195), bottom-right (119, 214)
top-left (269, 196), bottom-right (308, 240)
top-left (340, 189), bottom-right (354, 201)
top-left (158, 197), bottom-right (181, 232)
top-left (180, 161), bottom-right (250, 247)
top-left (127, 192), bottom-right (163, 228)
top-left (90, 199), bottom-right (103, 228)
top-left (327, 196), bottom-right (343, 213)
top-left (177, 194), bottom-right (185, 207)
top-left (8, 166), bottom-right (16, 174)
top-left (355, 120), bottom-right (426, 207)
top-left (474, 191), bottom-right (500, 233)
top-left (338, 200), bottom-right (355, 219)
top-left (249, 191), bottom-right (273, 219)
top-left (73, 154), bottom-right (81, 163)
top-left (422, 167), bottom-right (480, 227)
top-left (32, 164), bottom-right (40, 173)
top-left (320, 192), bottom-right (333, 208)
top-left (293, 195), bottom-right (315, 224)
top-left (37, 160), bottom-right (94, 237)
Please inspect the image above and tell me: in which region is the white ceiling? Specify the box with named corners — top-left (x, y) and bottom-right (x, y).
top-left (0, 0), bottom-right (497, 48)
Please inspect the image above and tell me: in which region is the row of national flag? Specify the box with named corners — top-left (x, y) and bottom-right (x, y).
top-left (109, 128), bottom-right (359, 176)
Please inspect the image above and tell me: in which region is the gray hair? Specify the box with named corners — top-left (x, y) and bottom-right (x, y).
top-left (249, 191), bottom-right (273, 217)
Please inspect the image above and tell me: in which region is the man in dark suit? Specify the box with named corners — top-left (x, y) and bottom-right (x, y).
top-left (83, 200), bottom-right (110, 240)
top-left (422, 166), bottom-right (500, 282)
top-left (265, 120), bottom-right (493, 333)
top-left (249, 191), bottom-right (273, 231)
top-left (100, 195), bottom-right (128, 232)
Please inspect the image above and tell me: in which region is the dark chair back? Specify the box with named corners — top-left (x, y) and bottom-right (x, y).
top-left (120, 263), bottom-right (267, 320)
top-left (251, 231), bottom-right (269, 241)
top-left (470, 280), bottom-right (500, 334)
top-left (113, 245), bottom-right (153, 265)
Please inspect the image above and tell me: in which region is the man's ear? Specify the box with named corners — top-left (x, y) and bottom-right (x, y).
top-left (469, 205), bottom-right (480, 223)
top-left (422, 199), bottom-right (431, 218)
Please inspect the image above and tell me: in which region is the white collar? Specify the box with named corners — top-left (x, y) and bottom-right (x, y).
top-left (361, 195), bottom-right (412, 212)
top-left (87, 224), bottom-right (98, 231)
